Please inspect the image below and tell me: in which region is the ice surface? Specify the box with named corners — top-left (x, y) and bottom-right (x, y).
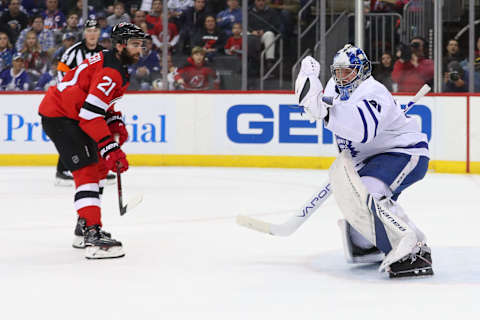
top-left (0, 167), bottom-right (479, 319)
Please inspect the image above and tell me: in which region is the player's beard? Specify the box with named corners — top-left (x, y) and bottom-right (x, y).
top-left (120, 48), bottom-right (140, 65)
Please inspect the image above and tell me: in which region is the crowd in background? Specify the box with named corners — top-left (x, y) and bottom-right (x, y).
top-left (0, 0), bottom-right (474, 93)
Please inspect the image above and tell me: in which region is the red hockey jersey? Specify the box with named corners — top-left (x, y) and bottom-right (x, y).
top-left (39, 50), bottom-right (130, 142)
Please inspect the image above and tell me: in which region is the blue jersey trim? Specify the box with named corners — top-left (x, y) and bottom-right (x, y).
top-left (396, 141), bottom-right (429, 150)
top-left (357, 107), bottom-right (368, 143)
top-left (363, 99), bottom-right (378, 137)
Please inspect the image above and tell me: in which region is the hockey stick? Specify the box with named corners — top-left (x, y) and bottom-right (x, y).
top-left (115, 164), bottom-right (143, 216)
top-left (113, 134), bottom-right (143, 216)
top-left (236, 182), bottom-right (332, 236)
top-left (236, 85), bottom-right (431, 236)
top-left (403, 84), bottom-right (431, 113)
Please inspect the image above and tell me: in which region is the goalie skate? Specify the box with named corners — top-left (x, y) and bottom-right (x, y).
top-left (73, 218), bottom-right (111, 249)
top-left (387, 243), bottom-right (433, 278)
top-left (84, 225), bottom-right (124, 259)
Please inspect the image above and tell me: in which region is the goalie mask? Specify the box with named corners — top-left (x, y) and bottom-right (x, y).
top-left (330, 44), bottom-right (371, 101)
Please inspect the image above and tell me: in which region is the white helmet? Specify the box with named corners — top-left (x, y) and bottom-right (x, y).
top-left (330, 44), bottom-right (371, 100)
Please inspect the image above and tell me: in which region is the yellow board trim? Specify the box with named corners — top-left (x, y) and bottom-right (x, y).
top-left (0, 154), bottom-right (476, 173)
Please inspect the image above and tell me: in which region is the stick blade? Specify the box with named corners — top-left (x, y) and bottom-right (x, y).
top-left (121, 194), bottom-right (143, 216)
top-left (236, 215), bottom-right (273, 235)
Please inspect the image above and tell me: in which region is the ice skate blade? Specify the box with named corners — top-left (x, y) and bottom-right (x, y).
top-left (72, 235), bottom-right (85, 249)
top-left (388, 267), bottom-right (434, 279)
top-left (85, 246), bottom-right (125, 259)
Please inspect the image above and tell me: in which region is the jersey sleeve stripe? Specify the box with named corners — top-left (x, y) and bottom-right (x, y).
top-left (363, 100), bottom-right (379, 137)
top-left (357, 107), bottom-right (368, 143)
top-left (85, 93), bottom-right (109, 111)
top-left (83, 102), bottom-right (107, 115)
top-left (79, 108), bottom-right (104, 120)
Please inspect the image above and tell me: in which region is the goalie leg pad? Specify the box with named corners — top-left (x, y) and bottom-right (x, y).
top-left (329, 151), bottom-right (418, 272)
top-left (338, 219), bottom-right (385, 264)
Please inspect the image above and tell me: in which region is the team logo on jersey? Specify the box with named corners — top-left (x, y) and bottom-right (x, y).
top-left (189, 75), bottom-right (206, 88)
top-left (336, 136), bottom-right (359, 158)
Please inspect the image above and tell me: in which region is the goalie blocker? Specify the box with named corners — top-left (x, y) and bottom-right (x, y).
top-left (329, 151), bottom-right (433, 278)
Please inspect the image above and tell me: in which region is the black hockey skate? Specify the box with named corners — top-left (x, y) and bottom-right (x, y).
top-left (388, 243), bottom-right (433, 278)
top-left (73, 218), bottom-right (111, 249)
top-left (84, 225), bottom-right (124, 259)
top-left (55, 170), bottom-right (74, 186)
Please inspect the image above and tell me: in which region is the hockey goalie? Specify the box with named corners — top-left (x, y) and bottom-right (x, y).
top-left (295, 45), bottom-right (433, 278)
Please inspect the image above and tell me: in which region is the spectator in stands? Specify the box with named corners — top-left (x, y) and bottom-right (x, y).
top-left (267, 0), bottom-right (299, 37)
top-left (99, 32), bottom-right (113, 50)
top-left (52, 32), bottom-right (75, 60)
top-left (0, 0), bottom-right (29, 44)
top-left (0, 52), bottom-right (30, 90)
top-left (175, 46), bottom-right (219, 90)
top-left (133, 9), bottom-right (155, 33)
top-left (167, 0), bottom-right (193, 22)
top-left (374, 52), bottom-right (394, 91)
top-left (34, 58), bottom-right (58, 91)
top-left (224, 22), bottom-right (242, 56)
top-left (16, 15), bottom-right (55, 55)
top-left (462, 43), bottom-right (480, 92)
top-left (129, 36), bottom-right (161, 90)
top-left (180, 0), bottom-right (213, 54)
top-left (248, 0), bottom-right (281, 68)
top-left (442, 39), bottom-right (464, 72)
top-left (216, 0), bottom-right (242, 37)
top-left (41, 0), bottom-right (66, 31)
top-left (152, 54), bottom-right (178, 90)
top-left (370, 0), bottom-right (396, 12)
top-left (208, 0), bottom-right (226, 13)
top-left (392, 37), bottom-right (434, 92)
top-left (443, 60), bottom-right (466, 92)
top-left (151, 12), bottom-right (180, 52)
top-left (107, 1), bottom-right (131, 27)
top-left (54, 12), bottom-right (82, 45)
top-left (97, 13), bottom-right (113, 36)
top-left (192, 15), bottom-right (226, 61)
top-left (140, 0), bottom-right (153, 11)
top-left (71, 0), bottom-right (97, 27)
top-left (0, 31), bottom-right (16, 71)
top-left (146, 0), bottom-right (166, 26)
top-left (22, 0), bottom-right (46, 15)
top-left (19, 29), bottom-right (49, 80)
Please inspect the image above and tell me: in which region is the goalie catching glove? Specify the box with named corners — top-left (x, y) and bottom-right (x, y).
top-left (98, 136), bottom-right (129, 173)
top-left (295, 56), bottom-right (330, 121)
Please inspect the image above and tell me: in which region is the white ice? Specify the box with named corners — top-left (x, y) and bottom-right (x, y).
top-left (1, 166), bottom-right (479, 319)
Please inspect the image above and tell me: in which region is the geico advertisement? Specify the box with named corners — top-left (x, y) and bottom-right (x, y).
top-left (216, 94), bottom-right (444, 158)
top-left (0, 94), bottom-right (175, 154)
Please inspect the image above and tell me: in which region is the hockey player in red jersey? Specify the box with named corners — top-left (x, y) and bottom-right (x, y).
top-left (38, 23), bottom-right (147, 259)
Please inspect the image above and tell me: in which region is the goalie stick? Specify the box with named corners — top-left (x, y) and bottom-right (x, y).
top-left (236, 85), bottom-right (431, 236)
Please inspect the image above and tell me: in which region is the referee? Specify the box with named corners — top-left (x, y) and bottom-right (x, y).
top-left (55, 19), bottom-right (115, 185)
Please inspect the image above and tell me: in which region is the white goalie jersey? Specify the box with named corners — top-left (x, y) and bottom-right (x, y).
top-left (323, 76), bottom-right (429, 167)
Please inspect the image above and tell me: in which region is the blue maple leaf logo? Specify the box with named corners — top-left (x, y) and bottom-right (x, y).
top-left (336, 136), bottom-right (359, 158)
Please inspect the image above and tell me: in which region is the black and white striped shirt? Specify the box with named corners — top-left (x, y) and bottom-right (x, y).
top-left (57, 40), bottom-right (104, 82)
